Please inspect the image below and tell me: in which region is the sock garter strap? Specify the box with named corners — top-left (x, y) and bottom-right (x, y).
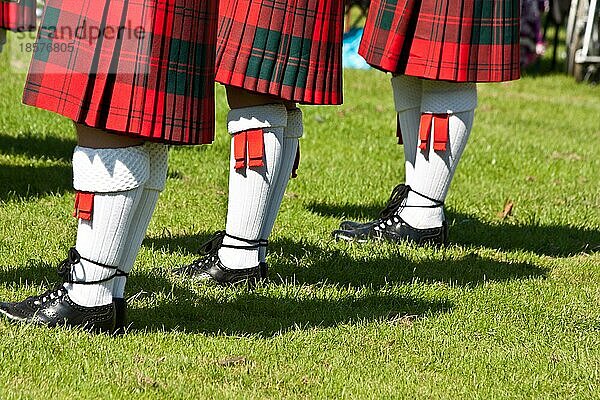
top-left (57, 247), bottom-right (128, 285)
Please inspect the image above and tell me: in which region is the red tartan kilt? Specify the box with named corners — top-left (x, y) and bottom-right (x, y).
top-left (0, 0), bottom-right (36, 32)
top-left (22, 0), bottom-right (218, 145)
top-left (216, 0), bottom-right (344, 105)
top-left (360, 0), bottom-right (521, 82)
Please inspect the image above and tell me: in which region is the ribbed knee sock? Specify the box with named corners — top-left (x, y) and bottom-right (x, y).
top-left (67, 145), bottom-right (149, 307)
top-left (258, 108), bottom-right (303, 263)
top-left (112, 143), bottom-right (168, 299)
top-left (218, 104), bottom-right (287, 269)
top-left (398, 81), bottom-right (477, 229)
top-left (392, 75), bottom-right (422, 185)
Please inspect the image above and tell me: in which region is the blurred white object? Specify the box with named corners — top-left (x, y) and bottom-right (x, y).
top-left (566, 0), bottom-right (600, 82)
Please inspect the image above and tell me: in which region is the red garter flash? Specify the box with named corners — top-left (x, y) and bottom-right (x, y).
top-left (73, 192), bottom-right (94, 221)
top-left (247, 129), bottom-right (265, 168)
top-left (233, 129), bottom-right (265, 170)
top-left (419, 113), bottom-right (449, 152)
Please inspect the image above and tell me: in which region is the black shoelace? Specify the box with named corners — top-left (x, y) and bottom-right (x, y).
top-left (186, 231), bottom-right (268, 273)
top-left (378, 184), bottom-right (412, 220)
top-left (373, 185), bottom-right (445, 231)
top-left (29, 248), bottom-right (127, 306)
top-left (57, 247), bottom-right (128, 285)
top-left (29, 284), bottom-right (67, 306)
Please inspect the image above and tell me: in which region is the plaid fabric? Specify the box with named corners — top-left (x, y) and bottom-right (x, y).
top-left (360, 0), bottom-right (521, 82)
top-left (216, 0), bottom-right (344, 105)
top-left (22, 0), bottom-right (218, 145)
top-left (0, 0), bottom-right (36, 31)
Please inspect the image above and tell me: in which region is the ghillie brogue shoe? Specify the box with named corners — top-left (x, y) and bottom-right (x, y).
top-left (333, 186), bottom-right (448, 246)
top-left (0, 248), bottom-right (126, 333)
top-left (172, 231), bottom-right (267, 285)
top-left (338, 184), bottom-right (411, 231)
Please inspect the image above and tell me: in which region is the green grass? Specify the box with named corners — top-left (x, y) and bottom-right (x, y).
top-left (1, 32), bottom-right (599, 399)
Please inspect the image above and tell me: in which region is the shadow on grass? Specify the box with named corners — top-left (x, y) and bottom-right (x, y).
top-left (0, 164), bottom-right (72, 200)
top-left (271, 240), bottom-right (546, 287)
top-left (0, 257), bottom-right (453, 337)
top-left (128, 270), bottom-right (452, 337)
top-left (0, 259), bottom-right (55, 286)
top-left (146, 230), bottom-right (217, 257)
top-left (129, 230), bottom-right (542, 334)
top-left (0, 231), bottom-right (542, 336)
top-left (146, 233), bottom-right (547, 289)
top-left (0, 215), bottom-right (547, 336)
top-left (0, 208), bottom-right (550, 336)
top-left (0, 131), bottom-right (75, 161)
top-left (0, 132), bottom-right (73, 199)
top-left (307, 202), bottom-right (600, 257)
top-left (134, 232), bottom-right (543, 334)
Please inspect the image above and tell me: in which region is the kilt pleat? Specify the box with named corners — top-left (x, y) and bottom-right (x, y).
top-left (215, 0), bottom-right (344, 105)
top-left (0, 0), bottom-right (36, 32)
top-left (359, 0), bottom-right (521, 82)
top-left (22, 0), bottom-right (218, 145)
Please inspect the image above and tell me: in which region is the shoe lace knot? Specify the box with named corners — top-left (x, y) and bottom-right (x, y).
top-left (198, 231), bottom-right (226, 256)
top-left (57, 247), bottom-right (81, 283)
top-left (378, 184), bottom-right (411, 220)
top-left (373, 185), bottom-right (445, 231)
top-left (185, 232), bottom-right (226, 274)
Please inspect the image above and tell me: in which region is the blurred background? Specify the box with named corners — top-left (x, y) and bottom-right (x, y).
top-left (343, 0), bottom-right (600, 83)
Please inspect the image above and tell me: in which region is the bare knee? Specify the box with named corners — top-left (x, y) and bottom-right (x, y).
top-left (75, 124), bottom-right (145, 148)
top-left (225, 86), bottom-right (296, 110)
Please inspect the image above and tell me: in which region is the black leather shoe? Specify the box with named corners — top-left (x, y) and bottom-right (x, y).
top-left (113, 297), bottom-right (128, 334)
top-left (173, 257), bottom-right (262, 285)
top-left (0, 286), bottom-right (115, 332)
top-left (0, 285), bottom-right (62, 322)
top-left (334, 185), bottom-right (449, 246)
top-left (338, 184), bottom-right (411, 231)
top-left (0, 248), bottom-right (125, 333)
top-left (0, 250), bottom-right (86, 322)
top-left (172, 232), bottom-right (265, 285)
top-left (333, 216), bottom-right (448, 246)
top-left (172, 254), bottom-right (263, 285)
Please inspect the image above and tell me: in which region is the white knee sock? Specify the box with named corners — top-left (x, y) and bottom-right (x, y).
top-left (112, 143), bottom-right (168, 299)
top-left (218, 104), bottom-right (287, 269)
top-left (398, 81), bottom-right (477, 229)
top-left (66, 146), bottom-right (149, 307)
top-left (258, 108), bottom-right (303, 263)
top-left (391, 75), bottom-right (422, 185)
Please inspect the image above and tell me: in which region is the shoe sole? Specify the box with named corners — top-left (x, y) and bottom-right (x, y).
top-left (178, 273), bottom-right (266, 287)
top-left (333, 232), bottom-right (381, 244)
top-left (1, 306), bottom-right (115, 333)
top-left (0, 308), bottom-right (29, 323)
top-left (334, 231), bottom-right (447, 247)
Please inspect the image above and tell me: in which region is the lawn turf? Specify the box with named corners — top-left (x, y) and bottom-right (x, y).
top-left (0, 31), bottom-right (599, 399)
